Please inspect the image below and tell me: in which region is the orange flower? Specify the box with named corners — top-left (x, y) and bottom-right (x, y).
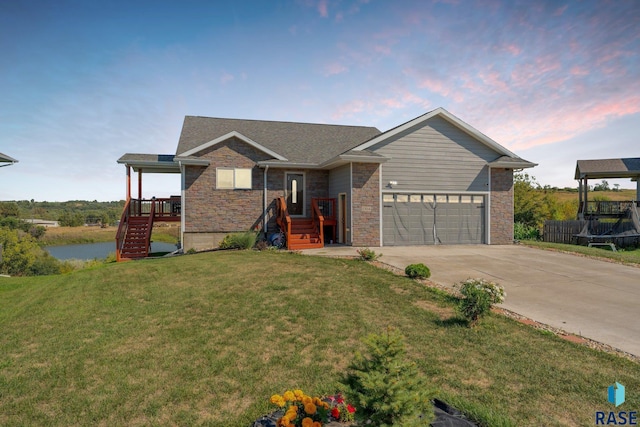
top-left (284, 390), bottom-right (296, 402)
top-left (294, 389), bottom-right (305, 400)
top-left (301, 418), bottom-right (314, 427)
top-left (304, 402), bottom-right (317, 415)
top-left (312, 422), bottom-right (322, 427)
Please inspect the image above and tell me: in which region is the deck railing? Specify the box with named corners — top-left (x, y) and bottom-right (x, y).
top-left (314, 197), bottom-right (336, 220)
top-left (115, 198), bottom-right (131, 262)
top-left (276, 197), bottom-right (292, 250)
top-left (129, 197), bottom-right (181, 221)
top-left (579, 200), bottom-right (639, 217)
top-left (311, 198), bottom-right (325, 247)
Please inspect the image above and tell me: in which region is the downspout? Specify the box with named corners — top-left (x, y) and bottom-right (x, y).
top-left (487, 166), bottom-right (492, 245)
top-left (179, 161), bottom-right (186, 252)
top-left (263, 165), bottom-right (269, 235)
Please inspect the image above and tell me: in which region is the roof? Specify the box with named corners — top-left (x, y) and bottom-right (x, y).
top-left (575, 158), bottom-right (640, 179)
top-left (0, 152), bottom-right (18, 163)
top-left (352, 107), bottom-right (536, 168)
top-left (117, 153), bottom-right (208, 173)
top-left (175, 116), bottom-right (381, 164)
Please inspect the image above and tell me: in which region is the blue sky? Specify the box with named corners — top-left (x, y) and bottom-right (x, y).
top-left (1, 0), bottom-right (638, 201)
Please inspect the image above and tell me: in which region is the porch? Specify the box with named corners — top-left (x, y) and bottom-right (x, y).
top-left (276, 197), bottom-right (337, 250)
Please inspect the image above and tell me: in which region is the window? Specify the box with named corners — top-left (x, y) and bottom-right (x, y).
top-left (216, 168), bottom-right (252, 189)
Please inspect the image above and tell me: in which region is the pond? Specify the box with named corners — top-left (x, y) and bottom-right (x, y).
top-left (46, 241), bottom-right (179, 260)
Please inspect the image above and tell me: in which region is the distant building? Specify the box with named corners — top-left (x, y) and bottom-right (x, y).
top-left (24, 219), bottom-right (59, 228)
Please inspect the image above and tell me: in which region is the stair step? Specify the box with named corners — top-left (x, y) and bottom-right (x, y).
top-left (288, 242), bottom-right (324, 250)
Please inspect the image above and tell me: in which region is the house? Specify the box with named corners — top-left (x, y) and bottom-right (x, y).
top-left (0, 152), bottom-right (18, 167)
top-left (117, 108), bottom-right (536, 259)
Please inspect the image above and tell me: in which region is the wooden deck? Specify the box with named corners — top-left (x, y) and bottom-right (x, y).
top-left (116, 198), bottom-right (180, 261)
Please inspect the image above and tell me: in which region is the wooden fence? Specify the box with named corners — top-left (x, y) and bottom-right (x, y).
top-left (543, 220), bottom-right (638, 246)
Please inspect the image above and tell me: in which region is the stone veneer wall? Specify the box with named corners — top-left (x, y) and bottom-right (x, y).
top-left (490, 168), bottom-right (514, 245)
top-left (182, 137), bottom-right (331, 251)
top-left (351, 163), bottom-right (381, 247)
top-left (183, 138), bottom-right (270, 251)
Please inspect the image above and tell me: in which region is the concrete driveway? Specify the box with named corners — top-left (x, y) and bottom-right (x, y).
top-left (303, 245), bottom-right (640, 357)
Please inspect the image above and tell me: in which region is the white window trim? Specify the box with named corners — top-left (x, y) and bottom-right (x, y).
top-left (216, 167), bottom-right (252, 190)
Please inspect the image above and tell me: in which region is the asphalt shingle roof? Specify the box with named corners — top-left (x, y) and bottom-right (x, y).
top-left (175, 116), bottom-right (381, 164)
top-left (575, 158), bottom-right (640, 179)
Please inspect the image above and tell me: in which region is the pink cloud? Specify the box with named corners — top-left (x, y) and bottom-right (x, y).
top-left (220, 72), bottom-right (234, 84)
top-left (374, 45), bottom-right (392, 55)
top-left (554, 5), bottom-right (568, 16)
top-left (570, 66), bottom-right (589, 76)
top-left (323, 62), bottom-right (348, 76)
top-left (317, 0), bottom-right (328, 17)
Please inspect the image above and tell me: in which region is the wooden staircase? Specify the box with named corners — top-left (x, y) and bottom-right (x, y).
top-left (288, 218), bottom-right (323, 250)
top-left (119, 216), bottom-right (152, 259)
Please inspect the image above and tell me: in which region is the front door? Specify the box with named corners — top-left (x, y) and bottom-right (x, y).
top-left (286, 173), bottom-right (304, 216)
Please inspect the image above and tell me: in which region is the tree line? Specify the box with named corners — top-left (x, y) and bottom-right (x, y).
top-left (0, 200), bottom-right (125, 226)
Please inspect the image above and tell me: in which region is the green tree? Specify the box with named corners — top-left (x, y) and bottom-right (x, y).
top-left (514, 173), bottom-right (548, 228)
top-left (342, 328), bottom-right (433, 426)
top-left (0, 202), bottom-right (20, 218)
top-left (0, 229), bottom-right (60, 276)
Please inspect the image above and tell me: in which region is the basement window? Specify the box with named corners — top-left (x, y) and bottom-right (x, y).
top-left (217, 168), bottom-right (252, 189)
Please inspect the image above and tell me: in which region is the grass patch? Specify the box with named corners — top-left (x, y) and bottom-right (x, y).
top-left (40, 224), bottom-right (180, 246)
top-left (0, 251), bottom-right (638, 426)
top-left (524, 240), bottom-right (640, 265)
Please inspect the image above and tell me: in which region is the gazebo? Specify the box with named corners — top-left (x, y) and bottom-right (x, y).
top-left (0, 152), bottom-right (18, 168)
top-left (573, 158), bottom-right (640, 249)
top-left (575, 157), bottom-right (640, 219)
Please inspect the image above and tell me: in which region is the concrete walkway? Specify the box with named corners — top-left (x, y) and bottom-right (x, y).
top-left (302, 245), bottom-right (640, 357)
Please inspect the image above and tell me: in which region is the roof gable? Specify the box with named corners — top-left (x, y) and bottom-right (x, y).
top-left (176, 116), bottom-right (381, 164)
top-left (352, 107), bottom-right (521, 159)
top-left (178, 131), bottom-right (288, 161)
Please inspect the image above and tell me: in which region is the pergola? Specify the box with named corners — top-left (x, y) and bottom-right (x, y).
top-left (575, 157), bottom-right (640, 219)
top-left (0, 152), bottom-right (18, 168)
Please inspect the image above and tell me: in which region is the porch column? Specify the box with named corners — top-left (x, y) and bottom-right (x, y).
top-left (636, 178), bottom-right (640, 203)
top-left (126, 165), bottom-right (131, 201)
top-left (138, 169), bottom-right (143, 200)
top-left (578, 178), bottom-right (583, 219)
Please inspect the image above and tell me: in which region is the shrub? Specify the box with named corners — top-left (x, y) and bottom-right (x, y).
top-left (356, 248), bottom-right (380, 261)
top-left (219, 231), bottom-right (258, 250)
top-left (514, 222), bottom-right (541, 241)
top-left (342, 327), bottom-right (433, 426)
top-left (405, 263), bottom-right (430, 279)
top-left (456, 278), bottom-right (506, 327)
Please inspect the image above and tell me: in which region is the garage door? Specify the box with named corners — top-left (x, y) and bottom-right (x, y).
top-left (382, 194), bottom-right (485, 245)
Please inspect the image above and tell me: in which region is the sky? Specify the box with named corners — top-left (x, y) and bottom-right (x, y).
top-left (1, 0), bottom-right (639, 202)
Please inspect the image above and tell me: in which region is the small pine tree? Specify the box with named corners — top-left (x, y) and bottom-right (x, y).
top-left (342, 328), bottom-right (433, 426)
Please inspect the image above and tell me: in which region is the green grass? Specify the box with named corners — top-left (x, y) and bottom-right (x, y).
top-left (524, 240), bottom-right (640, 265)
top-left (1, 251), bottom-right (638, 426)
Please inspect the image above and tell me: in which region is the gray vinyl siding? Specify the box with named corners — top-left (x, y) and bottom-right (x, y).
top-left (329, 164), bottom-right (351, 243)
top-left (372, 116), bottom-right (497, 192)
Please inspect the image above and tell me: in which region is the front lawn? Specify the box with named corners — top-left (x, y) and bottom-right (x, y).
top-left (0, 251), bottom-right (638, 426)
